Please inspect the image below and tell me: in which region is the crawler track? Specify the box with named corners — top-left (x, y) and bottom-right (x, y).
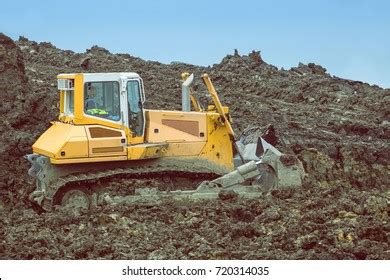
top-left (27, 155), bottom-right (227, 211)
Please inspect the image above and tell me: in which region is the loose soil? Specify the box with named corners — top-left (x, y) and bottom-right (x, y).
top-left (0, 33), bottom-right (388, 259)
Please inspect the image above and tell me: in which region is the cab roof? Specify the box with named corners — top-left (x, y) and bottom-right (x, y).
top-left (57, 72), bottom-right (140, 81)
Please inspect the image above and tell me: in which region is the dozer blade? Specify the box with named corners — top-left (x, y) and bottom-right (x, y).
top-left (234, 127), bottom-right (303, 191)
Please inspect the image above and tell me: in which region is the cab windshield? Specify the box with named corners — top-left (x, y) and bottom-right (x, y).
top-left (84, 81), bottom-right (121, 121)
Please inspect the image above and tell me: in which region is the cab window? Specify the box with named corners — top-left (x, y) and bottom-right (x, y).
top-left (127, 80), bottom-right (143, 136)
top-left (127, 80), bottom-right (141, 113)
top-left (58, 78), bottom-right (74, 116)
top-left (64, 90), bottom-right (74, 115)
top-left (84, 81), bottom-right (120, 121)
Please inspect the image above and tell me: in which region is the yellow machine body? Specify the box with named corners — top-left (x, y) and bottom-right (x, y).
top-left (32, 73), bottom-right (235, 172)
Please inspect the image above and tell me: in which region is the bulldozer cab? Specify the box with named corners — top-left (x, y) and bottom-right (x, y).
top-left (58, 73), bottom-right (146, 144)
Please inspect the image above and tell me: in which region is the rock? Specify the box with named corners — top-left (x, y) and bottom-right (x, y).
top-left (147, 250), bottom-right (168, 260)
top-left (230, 206), bottom-right (255, 222)
top-left (108, 213), bottom-right (120, 222)
top-left (264, 207), bottom-right (281, 221)
top-left (364, 195), bottom-right (388, 220)
top-left (80, 57), bottom-right (91, 70)
top-left (218, 190), bottom-right (238, 201)
top-left (0, 44), bottom-right (6, 56)
top-left (295, 233), bottom-right (319, 250)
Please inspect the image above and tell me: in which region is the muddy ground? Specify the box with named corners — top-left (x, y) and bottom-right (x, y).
top-left (0, 33), bottom-right (389, 259)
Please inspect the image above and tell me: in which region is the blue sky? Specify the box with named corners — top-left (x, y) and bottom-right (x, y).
top-left (1, 0), bottom-right (389, 88)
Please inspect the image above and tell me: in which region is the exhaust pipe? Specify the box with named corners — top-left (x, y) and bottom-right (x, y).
top-left (181, 73), bottom-right (194, 112)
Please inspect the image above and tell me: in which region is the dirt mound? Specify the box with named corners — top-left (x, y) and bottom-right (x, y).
top-left (0, 33), bottom-right (30, 206)
top-left (209, 50), bottom-right (389, 190)
top-left (0, 34), bottom-right (389, 259)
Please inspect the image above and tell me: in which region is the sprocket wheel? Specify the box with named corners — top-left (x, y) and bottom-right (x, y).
top-left (55, 186), bottom-right (91, 211)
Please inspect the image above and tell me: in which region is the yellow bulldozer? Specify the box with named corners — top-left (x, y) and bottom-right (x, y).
top-left (26, 72), bottom-right (302, 211)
